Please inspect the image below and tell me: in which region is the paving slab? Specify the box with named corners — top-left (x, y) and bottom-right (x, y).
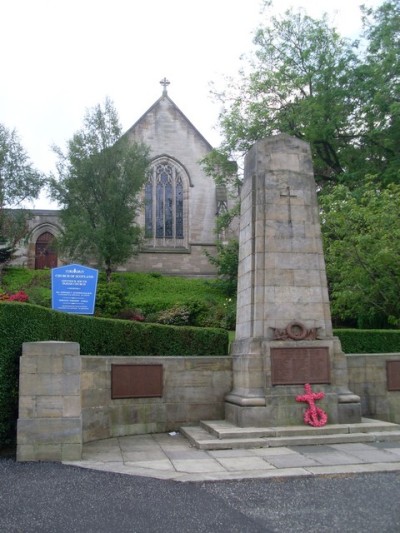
top-left (64, 432), bottom-right (400, 482)
top-left (214, 456), bottom-right (276, 471)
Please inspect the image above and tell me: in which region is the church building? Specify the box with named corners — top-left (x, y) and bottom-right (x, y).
top-left (15, 80), bottom-right (224, 277)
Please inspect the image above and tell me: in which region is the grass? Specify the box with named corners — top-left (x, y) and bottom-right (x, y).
top-left (1, 267), bottom-right (233, 325)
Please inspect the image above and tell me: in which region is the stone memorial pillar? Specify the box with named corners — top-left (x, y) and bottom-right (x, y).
top-left (225, 135), bottom-right (361, 426)
top-left (17, 341), bottom-right (82, 461)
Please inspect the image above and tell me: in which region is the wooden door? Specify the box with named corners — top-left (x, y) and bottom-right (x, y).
top-left (35, 232), bottom-right (57, 269)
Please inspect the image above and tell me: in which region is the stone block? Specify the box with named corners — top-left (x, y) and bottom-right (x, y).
top-left (19, 356), bottom-right (37, 374)
top-left (166, 402), bottom-right (188, 424)
top-left (61, 443), bottom-right (82, 461)
top-left (16, 444), bottom-right (35, 462)
top-left (17, 417), bottom-right (82, 445)
top-left (187, 402), bottom-right (225, 422)
top-left (90, 370), bottom-right (110, 390)
top-left (20, 373), bottom-right (63, 396)
top-left (80, 371), bottom-right (95, 390)
top-left (36, 396), bottom-right (64, 418)
top-left (82, 408), bottom-right (110, 442)
top-left (338, 402), bottom-right (361, 424)
top-left (34, 444), bottom-right (63, 461)
top-left (23, 341), bottom-right (80, 357)
top-left (111, 422), bottom-right (160, 437)
top-left (184, 358), bottom-right (231, 372)
top-left (63, 355), bottom-right (81, 373)
top-left (62, 374), bottom-right (80, 395)
top-left (81, 388), bottom-right (109, 408)
top-left (18, 396), bottom-right (36, 418)
top-left (225, 403), bottom-right (273, 427)
top-left (36, 354), bottom-right (63, 374)
top-left (63, 396), bottom-right (81, 417)
top-left (81, 356), bottom-right (108, 371)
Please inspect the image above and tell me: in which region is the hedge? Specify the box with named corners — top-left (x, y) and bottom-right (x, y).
top-left (0, 302), bottom-right (229, 447)
top-left (334, 328), bottom-right (400, 354)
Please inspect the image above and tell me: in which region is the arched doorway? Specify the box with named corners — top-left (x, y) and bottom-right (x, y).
top-left (35, 232), bottom-right (57, 269)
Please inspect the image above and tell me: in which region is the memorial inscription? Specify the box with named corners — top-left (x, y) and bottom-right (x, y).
top-left (271, 347), bottom-right (330, 385)
top-left (386, 360), bottom-right (400, 391)
top-left (111, 364), bottom-right (163, 399)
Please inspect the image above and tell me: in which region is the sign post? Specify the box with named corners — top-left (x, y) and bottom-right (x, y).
top-left (51, 264), bottom-right (98, 314)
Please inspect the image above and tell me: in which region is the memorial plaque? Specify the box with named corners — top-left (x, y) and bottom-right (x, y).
top-left (271, 347), bottom-right (330, 385)
top-left (386, 360), bottom-right (400, 391)
top-left (111, 364), bottom-right (163, 399)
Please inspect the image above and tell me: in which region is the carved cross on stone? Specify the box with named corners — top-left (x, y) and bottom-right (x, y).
top-left (280, 186), bottom-right (297, 224)
top-left (160, 77), bottom-right (170, 95)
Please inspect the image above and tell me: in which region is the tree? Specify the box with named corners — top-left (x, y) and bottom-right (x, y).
top-left (204, 1), bottom-right (399, 189)
top-left (356, 1), bottom-right (400, 185)
top-left (203, 2), bottom-right (400, 316)
top-left (320, 179), bottom-right (400, 328)
top-left (204, 238), bottom-right (239, 297)
top-left (0, 124), bottom-right (43, 280)
top-left (50, 98), bottom-right (150, 281)
top-left (206, 5), bottom-right (360, 187)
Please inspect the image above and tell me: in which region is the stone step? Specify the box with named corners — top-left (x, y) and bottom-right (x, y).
top-left (181, 418), bottom-right (400, 451)
top-left (199, 418), bottom-right (400, 440)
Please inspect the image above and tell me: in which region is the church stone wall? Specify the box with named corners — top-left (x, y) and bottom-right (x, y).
top-left (123, 245), bottom-right (217, 277)
top-left (12, 210), bottom-right (63, 269)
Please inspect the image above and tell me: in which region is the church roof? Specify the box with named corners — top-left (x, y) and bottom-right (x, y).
top-left (124, 79), bottom-right (213, 151)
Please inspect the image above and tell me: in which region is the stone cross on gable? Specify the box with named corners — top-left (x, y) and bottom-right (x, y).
top-left (160, 77), bottom-right (170, 95)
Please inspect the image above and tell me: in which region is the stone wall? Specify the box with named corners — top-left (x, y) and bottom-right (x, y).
top-left (17, 342), bottom-right (232, 461)
top-left (81, 355), bottom-right (232, 442)
top-left (16, 342), bottom-right (400, 462)
top-left (347, 353), bottom-right (400, 424)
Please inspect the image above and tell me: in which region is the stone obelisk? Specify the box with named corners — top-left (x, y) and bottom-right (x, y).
top-left (225, 135), bottom-right (361, 427)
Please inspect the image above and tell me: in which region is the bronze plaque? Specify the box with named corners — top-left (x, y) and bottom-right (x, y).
top-left (271, 347), bottom-right (330, 385)
top-left (111, 364), bottom-right (163, 399)
top-left (386, 361), bottom-right (400, 391)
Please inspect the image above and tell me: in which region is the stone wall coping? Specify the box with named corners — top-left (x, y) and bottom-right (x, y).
top-left (82, 355), bottom-right (231, 359)
top-left (346, 353), bottom-right (400, 358)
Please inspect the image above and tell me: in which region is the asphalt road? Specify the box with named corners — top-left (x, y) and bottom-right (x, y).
top-left (1, 459), bottom-right (399, 533)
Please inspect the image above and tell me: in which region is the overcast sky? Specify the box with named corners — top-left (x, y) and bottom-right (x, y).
top-left (1, 0), bottom-right (383, 208)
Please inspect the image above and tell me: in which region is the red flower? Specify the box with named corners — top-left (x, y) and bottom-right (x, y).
top-left (8, 290), bottom-right (29, 302)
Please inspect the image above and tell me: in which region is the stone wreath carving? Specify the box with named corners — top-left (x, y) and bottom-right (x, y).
top-left (273, 321), bottom-right (317, 341)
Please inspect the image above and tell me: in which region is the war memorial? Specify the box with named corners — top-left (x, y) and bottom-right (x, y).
top-left (16, 135), bottom-right (400, 462)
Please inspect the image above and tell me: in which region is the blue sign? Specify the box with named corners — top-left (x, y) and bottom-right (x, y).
top-left (51, 264), bottom-right (99, 314)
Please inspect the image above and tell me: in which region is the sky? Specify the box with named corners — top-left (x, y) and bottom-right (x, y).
top-left (1, 0), bottom-right (383, 208)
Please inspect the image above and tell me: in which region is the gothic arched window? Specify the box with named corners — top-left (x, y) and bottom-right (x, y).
top-left (144, 159), bottom-right (188, 247)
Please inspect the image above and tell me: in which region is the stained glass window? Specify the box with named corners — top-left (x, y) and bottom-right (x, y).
top-left (144, 181), bottom-right (153, 237)
top-left (176, 177), bottom-right (183, 239)
top-left (144, 160), bottom-right (186, 243)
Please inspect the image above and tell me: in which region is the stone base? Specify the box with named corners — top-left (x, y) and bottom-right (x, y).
top-left (226, 336), bottom-right (362, 427)
top-left (225, 402), bottom-right (272, 428)
top-left (338, 394), bottom-right (362, 424)
top-left (226, 389), bottom-right (361, 428)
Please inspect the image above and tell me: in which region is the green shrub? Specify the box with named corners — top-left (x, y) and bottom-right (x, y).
top-left (156, 305), bottom-right (191, 325)
top-left (25, 286), bottom-right (51, 307)
top-left (0, 301), bottom-right (229, 447)
top-left (334, 328), bottom-right (400, 353)
top-left (115, 308), bottom-right (145, 322)
top-left (95, 281), bottom-right (127, 317)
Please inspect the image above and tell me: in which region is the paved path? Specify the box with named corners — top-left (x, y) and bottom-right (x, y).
top-left (64, 432), bottom-right (400, 482)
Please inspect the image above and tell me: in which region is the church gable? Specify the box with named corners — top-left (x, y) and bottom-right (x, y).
top-left (126, 81), bottom-right (218, 252)
top-left (125, 84), bottom-right (213, 179)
